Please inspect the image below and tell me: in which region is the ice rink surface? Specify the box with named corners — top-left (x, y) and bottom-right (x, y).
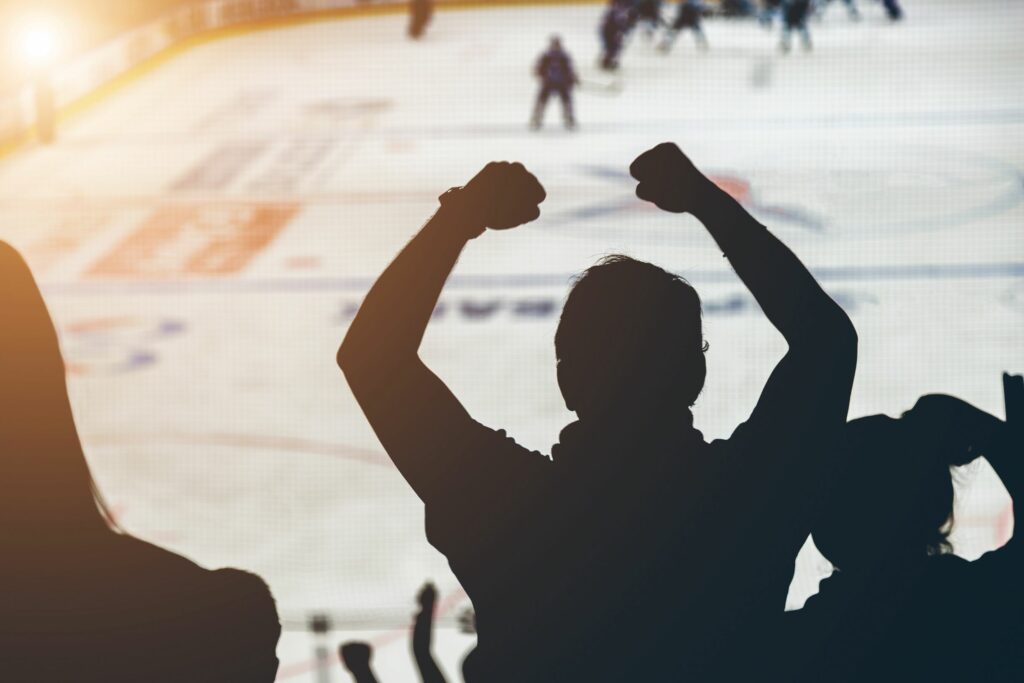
top-left (0, 1), bottom-right (1022, 679)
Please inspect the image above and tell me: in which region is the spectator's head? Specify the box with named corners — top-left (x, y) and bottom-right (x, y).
top-left (555, 256), bottom-right (706, 422)
top-left (203, 569), bottom-right (281, 682)
top-left (0, 241), bottom-right (108, 539)
top-left (812, 415), bottom-right (956, 573)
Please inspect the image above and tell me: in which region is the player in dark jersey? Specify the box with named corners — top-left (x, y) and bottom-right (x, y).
top-left (659, 0), bottom-right (709, 53)
top-left (530, 36), bottom-right (579, 130)
top-left (760, 0), bottom-right (785, 26)
top-left (882, 0), bottom-right (902, 20)
top-left (599, 1), bottom-right (635, 70)
top-left (780, 0), bottom-right (813, 53)
top-left (635, 0), bottom-right (665, 38)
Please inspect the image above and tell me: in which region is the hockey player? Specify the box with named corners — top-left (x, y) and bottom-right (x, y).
top-left (635, 0), bottom-right (665, 39)
top-left (882, 0), bottom-right (902, 20)
top-left (659, 0), bottom-right (709, 53)
top-left (408, 0), bottom-right (433, 39)
top-left (759, 0), bottom-right (785, 26)
top-left (599, 1), bottom-right (635, 70)
top-left (530, 36), bottom-right (579, 131)
top-left (780, 0), bottom-right (812, 53)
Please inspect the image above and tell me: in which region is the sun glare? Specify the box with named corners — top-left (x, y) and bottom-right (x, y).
top-left (17, 20), bottom-right (60, 67)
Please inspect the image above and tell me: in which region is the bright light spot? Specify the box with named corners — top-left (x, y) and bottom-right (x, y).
top-left (17, 21), bottom-right (61, 67)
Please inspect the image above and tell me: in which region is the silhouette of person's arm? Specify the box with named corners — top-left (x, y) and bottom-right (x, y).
top-left (905, 379), bottom-right (1023, 674)
top-left (340, 642), bottom-right (380, 683)
top-left (338, 163), bottom-right (545, 502)
top-left (905, 386), bottom-right (1019, 556)
top-left (412, 583), bottom-right (448, 683)
top-left (630, 144), bottom-right (857, 453)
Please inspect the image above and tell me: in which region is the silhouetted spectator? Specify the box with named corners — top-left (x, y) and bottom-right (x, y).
top-left (339, 582), bottom-right (447, 683)
top-left (0, 241), bottom-right (280, 682)
top-left (783, 374), bottom-right (1023, 682)
top-left (341, 642), bottom-right (380, 683)
top-left (413, 583), bottom-right (448, 683)
top-left (339, 145), bottom-right (856, 681)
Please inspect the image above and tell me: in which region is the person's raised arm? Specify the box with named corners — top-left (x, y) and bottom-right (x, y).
top-left (629, 143), bottom-right (856, 487)
top-left (412, 583), bottom-right (447, 683)
top-left (629, 143), bottom-right (854, 347)
top-left (337, 163), bottom-right (545, 502)
top-left (904, 383), bottom-right (1020, 549)
top-left (339, 643), bottom-right (380, 683)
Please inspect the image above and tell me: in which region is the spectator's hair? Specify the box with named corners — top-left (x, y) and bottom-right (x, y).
top-left (813, 415), bottom-right (955, 572)
top-left (203, 569), bottom-right (282, 680)
top-left (555, 255), bottom-right (707, 417)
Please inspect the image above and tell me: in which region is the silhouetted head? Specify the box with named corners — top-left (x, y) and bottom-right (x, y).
top-left (549, 35), bottom-right (563, 50)
top-left (203, 568), bottom-right (281, 681)
top-left (0, 241), bottom-right (109, 541)
top-left (812, 414), bottom-right (956, 573)
top-left (555, 256), bottom-right (706, 422)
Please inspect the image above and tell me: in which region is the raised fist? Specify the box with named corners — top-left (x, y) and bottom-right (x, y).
top-left (629, 142), bottom-right (713, 214)
top-left (443, 161), bottom-right (546, 232)
top-left (417, 582), bottom-right (438, 611)
top-left (340, 642), bottom-right (373, 671)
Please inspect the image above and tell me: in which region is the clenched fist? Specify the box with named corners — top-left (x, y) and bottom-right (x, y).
top-left (629, 143), bottom-right (713, 214)
top-left (442, 161), bottom-right (546, 234)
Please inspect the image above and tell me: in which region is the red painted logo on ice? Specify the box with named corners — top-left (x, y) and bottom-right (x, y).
top-left (88, 202), bottom-right (298, 277)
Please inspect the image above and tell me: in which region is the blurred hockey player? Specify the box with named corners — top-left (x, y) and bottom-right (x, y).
top-left (635, 0), bottom-right (665, 38)
top-left (530, 36), bottom-right (579, 130)
top-left (780, 0), bottom-right (812, 53)
top-left (659, 0), bottom-right (709, 53)
top-left (719, 0), bottom-right (757, 16)
top-left (882, 0), bottom-right (902, 20)
top-left (599, 1), bottom-right (635, 70)
top-left (408, 0), bottom-right (433, 39)
top-left (759, 0), bottom-right (784, 26)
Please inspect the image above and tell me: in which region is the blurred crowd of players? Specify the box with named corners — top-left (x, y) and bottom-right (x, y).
top-left (526, 0), bottom-right (905, 130)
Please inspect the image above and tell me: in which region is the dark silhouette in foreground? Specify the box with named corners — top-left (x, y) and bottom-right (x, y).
top-left (530, 36), bottom-right (579, 130)
top-left (0, 242), bottom-right (280, 682)
top-left (785, 374), bottom-right (1024, 682)
top-left (340, 582), bottom-right (447, 683)
top-left (339, 144), bottom-right (856, 681)
top-left (413, 583), bottom-right (448, 683)
top-left (341, 642), bottom-right (381, 683)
